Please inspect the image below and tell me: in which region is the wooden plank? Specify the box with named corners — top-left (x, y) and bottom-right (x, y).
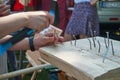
top-left (58, 37), bottom-right (120, 64)
top-left (26, 50), bottom-right (42, 66)
top-left (39, 37), bottom-right (120, 80)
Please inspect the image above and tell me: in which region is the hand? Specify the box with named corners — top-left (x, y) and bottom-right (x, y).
top-left (33, 33), bottom-right (64, 50)
top-left (0, 4), bottom-right (10, 16)
top-left (25, 11), bottom-right (54, 33)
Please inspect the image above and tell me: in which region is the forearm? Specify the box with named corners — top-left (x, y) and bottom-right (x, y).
top-left (0, 35), bottom-right (30, 50)
top-left (9, 38), bottom-right (30, 51)
top-left (0, 12), bottom-right (28, 38)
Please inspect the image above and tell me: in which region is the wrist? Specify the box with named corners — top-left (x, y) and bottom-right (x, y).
top-left (29, 36), bottom-right (35, 51)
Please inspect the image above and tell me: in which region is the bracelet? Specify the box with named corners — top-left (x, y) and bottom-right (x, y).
top-left (29, 36), bottom-right (35, 51)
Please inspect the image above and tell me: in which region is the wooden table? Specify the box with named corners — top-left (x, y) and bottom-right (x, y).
top-left (26, 50), bottom-right (67, 80)
top-left (39, 37), bottom-right (120, 80)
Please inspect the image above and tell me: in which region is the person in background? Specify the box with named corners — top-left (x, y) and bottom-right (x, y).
top-left (57, 0), bottom-right (68, 36)
top-left (64, 0), bottom-right (99, 41)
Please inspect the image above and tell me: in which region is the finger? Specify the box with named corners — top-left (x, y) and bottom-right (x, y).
top-left (43, 37), bottom-right (55, 45)
top-left (44, 32), bottom-right (54, 37)
top-left (46, 37), bottom-right (54, 42)
top-left (58, 37), bottom-right (64, 43)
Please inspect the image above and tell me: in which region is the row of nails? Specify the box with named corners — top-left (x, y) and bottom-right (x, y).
top-left (69, 32), bottom-right (115, 63)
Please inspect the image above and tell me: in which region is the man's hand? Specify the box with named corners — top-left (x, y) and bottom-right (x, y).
top-left (33, 33), bottom-right (64, 50)
top-left (24, 11), bottom-right (54, 33)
